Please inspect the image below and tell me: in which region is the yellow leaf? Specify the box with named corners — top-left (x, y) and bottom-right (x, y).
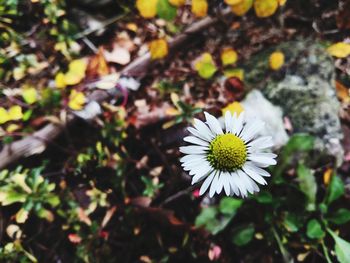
top-left (231, 0), bottom-right (253, 16)
top-left (8, 106), bottom-right (23, 121)
top-left (221, 48), bottom-right (238, 66)
top-left (254, 0), bottom-right (278, 18)
top-left (13, 67), bottom-right (25, 81)
top-left (278, 0), bottom-right (287, 6)
top-left (191, 0), bottom-right (208, 17)
top-left (63, 59), bottom-right (87, 86)
top-left (169, 0), bottom-right (185, 6)
top-left (149, 39), bottom-right (168, 60)
top-left (16, 208), bottom-right (29, 224)
top-left (0, 107), bottom-right (10, 124)
top-left (323, 168), bottom-right (333, 186)
top-left (68, 90), bottom-right (86, 110)
top-left (136, 0), bottom-right (158, 18)
top-left (6, 124), bottom-right (21, 133)
top-left (327, 42), bottom-right (350, 58)
top-left (55, 72), bottom-right (66, 88)
top-left (225, 0), bottom-right (243, 4)
top-left (22, 87), bottom-right (38, 104)
top-left (194, 52), bottom-right (217, 79)
top-left (222, 102), bottom-right (244, 116)
top-left (269, 51), bottom-right (285, 70)
top-left (223, 68), bottom-right (244, 80)
top-left (126, 22), bottom-right (138, 32)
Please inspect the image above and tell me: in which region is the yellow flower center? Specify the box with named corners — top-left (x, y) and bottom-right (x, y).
top-left (207, 134), bottom-right (247, 172)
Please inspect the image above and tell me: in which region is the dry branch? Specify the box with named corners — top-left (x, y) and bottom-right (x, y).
top-left (0, 8), bottom-right (233, 170)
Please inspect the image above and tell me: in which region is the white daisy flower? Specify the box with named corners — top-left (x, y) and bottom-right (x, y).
top-left (179, 111), bottom-right (277, 198)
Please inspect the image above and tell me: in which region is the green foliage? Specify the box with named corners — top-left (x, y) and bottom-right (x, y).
top-left (297, 163), bottom-right (317, 211)
top-left (157, 0), bottom-right (177, 21)
top-left (328, 229), bottom-right (350, 263)
top-left (195, 197), bottom-right (243, 235)
top-left (232, 224), bottom-right (255, 246)
top-left (0, 165), bottom-right (59, 223)
top-left (325, 175), bottom-right (345, 205)
top-left (306, 219), bottom-right (325, 239)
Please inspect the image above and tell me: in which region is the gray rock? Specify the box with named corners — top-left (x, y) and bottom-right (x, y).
top-left (241, 90), bottom-right (289, 149)
top-left (243, 40), bottom-right (344, 164)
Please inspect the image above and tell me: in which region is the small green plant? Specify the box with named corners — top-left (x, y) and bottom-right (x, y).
top-left (0, 165), bottom-right (59, 223)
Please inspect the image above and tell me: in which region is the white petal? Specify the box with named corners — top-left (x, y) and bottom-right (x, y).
top-left (179, 146), bottom-right (207, 155)
top-left (242, 164), bottom-right (267, 185)
top-left (232, 112), bottom-right (244, 136)
top-left (209, 174), bottom-right (220, 197)
top-left (248, 153), bottom-right (277, 166)
top-left (229, 174), bottom-right (240, 196)
top-left (193, 118), bottom-right (215, 141)
top-left (236, 170), bottom-right (254, 193)
top-left (199, 173), bottom-right (215, 196)
top-left (243, 174), bottom-right (260, 192)
top-left (246, 161), bottom-right (271, 177)
top-left (192, 168), bottom-right (212, 184)
top-left (248, 136), bottom-right (274, 150)
top-left (204, 112), bottom-right (223, 135)
top-left (240, 119), bottom-right (264, 142)
top-left (233, 172), bottom-right (248, 198)
top-left (224, 111), bottom-right (232, 134)
top-left (215, 174), bottom-right (224, 194)
top-left (180, 154), bottom-right (204, 163)
top-left (222, 173), bottom-right (231, 196)
top-left (187, 127), bottom-right (210, 142)
top-left (184, 136), bottom-right (209, 146)
top-left (188, 161), bottom-right (211, 176)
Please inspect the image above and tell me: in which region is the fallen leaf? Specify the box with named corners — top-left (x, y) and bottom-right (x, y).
top-left (104, 45), bottom-right (131, 65)
top-left (22, 86), bottom-right (38, 104)
top-left (223, 68), bottom-right (244, 80)
top-left (194, 52), bottom-right (217, 79)
top-left (225, 0), bottom-right (243, 4)
top-left (6, 124), bottom-right (21, 133)
top-left (269, 51), bottom-right (285, 70)
top-left (221, 48), bottom-right (238, 66)
top-left (191, 0), bottom-right (208, 17)
top-left (231, 0), bottom-right (253, 16)
top-left (55, 72), bottom-right (66, 88)
top-left (335, 81), bottom-right (350, 103)
top-left (149, 39), bottom-right (168, 60)
top-left (327, 42), bottom-right (350, 58)
top-left (87, 48), bottom-right (109, 77)
top-left (64, 59), bottom-right (87, 86)
top-left (8, 106), bottom-right (23, 121)
top-left (254, 0), bottom-right (278, 18)
top-left (0, 107), bottom-right (10, 124)
top-left (169, 0), bottom-right (185, 6)
top-left (136, 0), bottom-right (158, 18)
top-left (278, 0), bottom-right (287, 6)
top-left (68, 90), bottom-right (86, 110)
top-left (221, 101), bottom-right (244, 116)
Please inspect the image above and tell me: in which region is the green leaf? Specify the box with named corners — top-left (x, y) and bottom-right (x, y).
top-left (198, 62), bottom-right (217, 79)
top-left (328, 229), bottom-right (350, 263)
top-left (328, 209), bottom-right (350, 225)
top-left (255, 191), bottom-right (273, 204)
top-left (219, 197), bottom-right (243, 215)
top-left (306, 219), bottom-right (325, 239)
top-left (232, 225), bottom-right (255, 246)
top-left (283, 213), bottom-right (301, 233)
top-left (195, 207), bottom-right (217, 228)
top-left (326, 175), bottom-right (344, 205)
top-left (297, 164), bottom-right (317, 211)
top-left (157, 0), bottom-right (177, 21)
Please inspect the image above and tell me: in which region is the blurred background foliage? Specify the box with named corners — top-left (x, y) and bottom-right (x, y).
top-left (1, 0), bottom-right (350, 262)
